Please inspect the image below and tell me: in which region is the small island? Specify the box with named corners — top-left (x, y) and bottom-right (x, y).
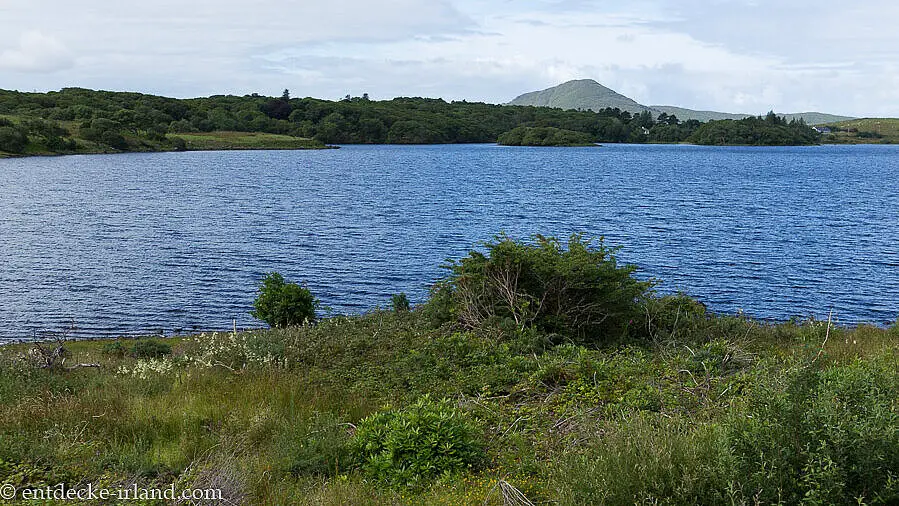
top-left (497, 126), bottom-right (597, 147)
top-left (688, 113), bottom-right (820, 146)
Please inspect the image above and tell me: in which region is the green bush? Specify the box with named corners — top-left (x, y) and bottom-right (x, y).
top-left (497, 126), bottom-right (596, 146)
top-left (350, 396), bottom-right (484, 487)
top-left (729, 358), bottom-right (899, 504)
top-left (552, 414), bottom-right (730, 505)
top-left (101, 341), bottom-right (128, 357)
top-left (284, 412), bottom-right (352, 476)
top-left (100, 130), bottom-right (127, 150)
top-left (641, 293), bottom-right (708, 342)
top-left (0, 125), bottom-right (28, 153)
top-left (129, 340), bottom-right (172, 358)
top-left (390, 293), bottom-right (410, 313)
top-left (251, 272), bottom-right (317, 328)
top-left (434, 234), bottom-right (651, 344)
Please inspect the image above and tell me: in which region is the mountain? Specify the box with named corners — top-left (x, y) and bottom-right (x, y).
top-left (509, 80), bottom-right (853, 125)
top-left (778, 112), bottom-right (855, 125)
top-left (650, 105), bottom-right (750, 122)
top-left (507, 79), bottom-right (653, 115)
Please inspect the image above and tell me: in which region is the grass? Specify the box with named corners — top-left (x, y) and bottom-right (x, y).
top-left (823, 118), bottom-right (899, 144)
top-left (1, 309), bottom-right (897, 505)
top-left (169, 131), bottom-right (329, 151)
top-left (0, 111), bottom-right (331, 158)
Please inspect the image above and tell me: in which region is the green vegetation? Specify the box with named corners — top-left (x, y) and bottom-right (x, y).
top-left (2, 234), bottom-right (897, 504)
top-left (390, 293), bottom-right (411, 313)
top-left (497, 126), bottom-right (596, 146)
top-left (689, 111), bottom-right (821, 146)
top-left (171, 131), bottom-right (326, 151)
top-left (0, 87), bottom-right (833, 155)
top-left (434, 234), bottom-right (649, 342)
top-left (351, 396), bottom-right (484, 487)
top-left (252, 272), bottom-right (318, 328)
top-left (822, 118), bottom-right (899, 144)
top-left (128, 340), bottom-right (173, 359)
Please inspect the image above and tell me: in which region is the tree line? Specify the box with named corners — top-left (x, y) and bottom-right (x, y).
top-left (0, 88), bottom-right (820, 154)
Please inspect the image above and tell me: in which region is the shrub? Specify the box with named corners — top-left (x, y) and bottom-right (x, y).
top-left (170, 136), bottom-right (187, 151)
top-left (101, 341), bottom-right (128, 357)
top-left (729, 358), bottom-right (899, 504)
top-left (100, 130), bottom-right (127, 150)
top-left (552, 414), bottom-right (730, 505)
top-left (390, 293), bottom-right (410, 313)
top-left (641, 293), bottom-right (708, 342)
top-left (285, 412), bottom-right (352, 476)
top-left (251, 272), bottom-right (317, 328)
top-left (434, 233), bottom-right (651, 344)
top-left (129, 339), bottom-right (172, 358)
top-left (0, 126), bottom-right (28, 153)
top-left (350, 396), bottom-right (484, 487)
top-left (497, 126), bottom-right (596, 146)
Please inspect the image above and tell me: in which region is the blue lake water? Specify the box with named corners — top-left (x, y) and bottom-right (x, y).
top-left (1, 143), bottom-right (897, 340)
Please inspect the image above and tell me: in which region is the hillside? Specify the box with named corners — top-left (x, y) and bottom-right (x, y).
top-left (650, 105), bottom-right (748, 122)
top-left (508, 79), bottom-right (653, 115)
top-left (821, 118), bottom-right (899, 144)
top-left (510, 80), bottom-right (854, 125)
top-left (781, 112), bottom-right (855, 125)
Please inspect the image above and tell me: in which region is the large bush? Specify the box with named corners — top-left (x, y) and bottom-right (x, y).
top-left (0, 125), bottom-right (28, 153)
top-left (432, 234), bottom-right (651, 344)
top-left (350, 396), bottom-right (483, 487)
top-left (730, 358), bottom-right (899, 504)
top-left (251, 272), bottom-right (317, 328)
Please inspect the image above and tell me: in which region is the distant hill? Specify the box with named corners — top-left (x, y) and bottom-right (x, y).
top-left (508, 79), bottom-right (653, 115)
top-left (819, 118), bottom-right (899, 144)
top-left (779, 112), bottom-right (855, 125)
top-left (509, 80), bottom-right (854, 125)
top-left (650, 106), bottom-right (750, 122)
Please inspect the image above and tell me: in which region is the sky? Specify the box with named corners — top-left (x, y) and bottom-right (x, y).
top-left (1, 0), bottom-right (897, 117)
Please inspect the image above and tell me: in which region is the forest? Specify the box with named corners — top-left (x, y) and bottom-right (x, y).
top-left (0, 88), bottom-right (820, 155)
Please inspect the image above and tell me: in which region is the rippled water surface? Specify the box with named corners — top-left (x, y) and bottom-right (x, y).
top-left (1, 144), bottom-right (897, 340)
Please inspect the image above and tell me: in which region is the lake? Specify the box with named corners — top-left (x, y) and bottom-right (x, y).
top-left (1, 143), bottom-right (897, 341)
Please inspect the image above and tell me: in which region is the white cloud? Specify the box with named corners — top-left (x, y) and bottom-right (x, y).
top-left (0, 31), bottom-right (72, 73)
top-left (0, 0), bottom-right (897, 116)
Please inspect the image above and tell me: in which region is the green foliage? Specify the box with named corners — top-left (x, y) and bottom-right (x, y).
top-left (642, 293), bottom-right (710, 343)
top-left (350, 396), bottom-right (484, 487)
top-left (129, 339), bottom-right (172, 358)
top-left (284, 412), bottom-right (353, 476)
top-left (553, 414), bottom-right (731, 505)
top-left (0, 124), bottom-right (28, 153)
top-left (251, 272), bottom-right (317, 328)
top-left (497, 126), bottom-right (596, 146)
top-left (690, 114), bottom-right (820, 146)
top-left (0, 87), bottom-right (705, 155)
top-left (101, 340), bottom-right (128, 357)
top-left (730, 358), bottom-right (899, 504)
top-left (390, 293), bottom-right (411, 313)
top-left (3, 242), bottom-right (899, 504)
top-left (436, 233), bottom-right (652, 344)
top-left (100, 130), bottom-right (128, 150)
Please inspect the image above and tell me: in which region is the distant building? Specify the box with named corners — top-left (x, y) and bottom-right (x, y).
top-left (813, 126), bottom-right (832, 134)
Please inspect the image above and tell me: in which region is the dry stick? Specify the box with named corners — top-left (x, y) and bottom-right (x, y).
top-left (64, 363), bottom-right (101, 370)
top-left (812, 309), bottom-right (833, 364)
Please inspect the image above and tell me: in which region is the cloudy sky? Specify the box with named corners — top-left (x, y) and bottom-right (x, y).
top-left (1, 0), bottom-right (897, 116)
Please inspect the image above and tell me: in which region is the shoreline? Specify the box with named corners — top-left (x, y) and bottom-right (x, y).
top-left (7, 140), bottom-right (896, 159)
